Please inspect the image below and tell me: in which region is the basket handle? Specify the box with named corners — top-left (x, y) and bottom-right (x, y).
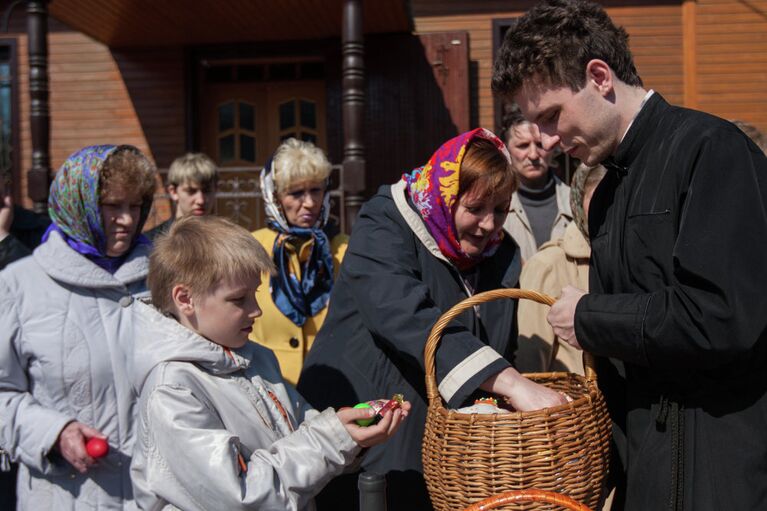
top-left (423, 288), bottom-right (597, 404)
top-left (462, 489), bottom-right (593, 511)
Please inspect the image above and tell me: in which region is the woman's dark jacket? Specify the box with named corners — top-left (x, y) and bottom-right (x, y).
top-left (575, 93), bottom-right (767, 511)
top-left (298, 181), bottom-right (521, 506)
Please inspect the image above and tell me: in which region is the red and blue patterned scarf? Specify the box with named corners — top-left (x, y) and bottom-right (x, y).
top-left (402, 128), bottom-right (511, 271)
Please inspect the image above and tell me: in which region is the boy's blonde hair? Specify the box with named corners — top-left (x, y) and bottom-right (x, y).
top-left (167, 153), bottom-right (219, 187)
top-left (272, 138), bottom-right (331, 194)
top-left (149, 216), bottom-right (275, 314)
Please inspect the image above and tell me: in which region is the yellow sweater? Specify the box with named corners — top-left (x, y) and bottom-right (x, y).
top-left (249, 228), bottom-right (348, 385)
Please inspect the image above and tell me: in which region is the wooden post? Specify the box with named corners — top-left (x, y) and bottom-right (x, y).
top-left (358, 472), bottom-right (387, 511)
top-left (682, 0), bottom-right (698, 110)
top-left (341, 0), bottom-right (365, 231)
top-left (26, 0), bottom-right (51, 212)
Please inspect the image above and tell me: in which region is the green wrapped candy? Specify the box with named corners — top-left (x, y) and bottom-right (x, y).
top-left (353, 394), bottom-right (405, 427)
top-left (354, 402), bottom-right (375, 426)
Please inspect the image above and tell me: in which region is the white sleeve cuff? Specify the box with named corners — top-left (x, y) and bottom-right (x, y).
top-left (437, 346), bottom-right (504, 404)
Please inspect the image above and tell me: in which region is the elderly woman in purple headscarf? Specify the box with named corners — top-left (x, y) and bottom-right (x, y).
top-left (0, 145), bottom-right (156, 508)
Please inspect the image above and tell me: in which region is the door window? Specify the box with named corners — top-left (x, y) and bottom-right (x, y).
top-left (216, 100), bottom-right (257, 164)
top-left (278, 98), bottom-right (318, 144)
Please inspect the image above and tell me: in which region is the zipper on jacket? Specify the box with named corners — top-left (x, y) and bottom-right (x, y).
top-left (656, 395), bottom-right (684, 511)
top-left (236, 450), bottom-right (248, 475)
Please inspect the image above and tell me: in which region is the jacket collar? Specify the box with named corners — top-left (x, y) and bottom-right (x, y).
top-left (130, 301), bottom-right (252, 393)
top-left (33, 230), bottom-right (149, 288)
top-left (391, 180), bottom-right (449, 263)
top-left (390, 180), bottom-right (521, 291)
top-left (606, 92), bottom-right (669, 174)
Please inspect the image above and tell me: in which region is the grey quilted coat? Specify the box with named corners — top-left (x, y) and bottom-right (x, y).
top-left (0, 230), bottom-right (149, 510)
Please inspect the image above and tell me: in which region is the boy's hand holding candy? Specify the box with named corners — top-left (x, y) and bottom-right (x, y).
top-left (337, 395), bottom-right (411, 448)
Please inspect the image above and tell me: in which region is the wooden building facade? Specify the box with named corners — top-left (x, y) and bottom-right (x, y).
top-left (413, 0), bottom-right (767, 135)
top-left (1, 0), bottom-right (765, 231)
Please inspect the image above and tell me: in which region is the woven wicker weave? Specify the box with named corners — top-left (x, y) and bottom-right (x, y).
top-left (422, 289), bottom-right (611, 511)
top-left (463, 489), bottom-right (592, 511)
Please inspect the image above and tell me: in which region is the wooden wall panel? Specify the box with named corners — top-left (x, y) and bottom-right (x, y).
top-left (361, 33), bottom-right (465, 194)
top-left (111, 47), bottom-right (186, 168)
top-left (610, 5), bottom-right (685, 106)
top-left (6, 22), bottom-right (185, 215)
top-left (695, 0), bottom-right (767, 130)
top-left (46, 33), bottom-right (151, 172)
top-left (415, 14), bottom-right (496, 130)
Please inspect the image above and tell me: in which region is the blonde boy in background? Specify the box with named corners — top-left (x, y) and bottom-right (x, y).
top-left (130, 216), bottom-right (409, 511)
top-left (146, 153), bottom-right (218, 240)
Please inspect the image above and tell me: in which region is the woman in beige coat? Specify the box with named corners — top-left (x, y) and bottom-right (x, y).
top-left (515, 164), bottom-right (606, 374)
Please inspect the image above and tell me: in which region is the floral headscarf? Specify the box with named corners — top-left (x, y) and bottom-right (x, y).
top-left (402, 128), bottom-right (512, 271)
top-left (569, 163), bottom-right (607, 242)
top-left (261, 156), bottom-right (334, 326)
top-left (43, 145), bottom-right (151, 273)
top-left (569, 164), bottom-right (591, 241)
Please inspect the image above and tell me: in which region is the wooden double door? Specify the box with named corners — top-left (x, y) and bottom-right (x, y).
top-left (198, 79), bottom-right (327, 229)
top-left (200, 81), bottom-right (326, 168)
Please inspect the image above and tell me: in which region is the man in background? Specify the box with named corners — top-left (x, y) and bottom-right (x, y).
top-left (499, 104), bottom-right (571, 262)
top-left (146, 152), bottom-right (218, 240)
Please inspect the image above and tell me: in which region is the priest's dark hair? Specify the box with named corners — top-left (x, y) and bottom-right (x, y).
top-left (492, 0), bottom-right (643, 98)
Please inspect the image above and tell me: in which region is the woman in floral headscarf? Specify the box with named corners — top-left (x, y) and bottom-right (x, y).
top-left (249, 138), bottom-right (348, 385)
top-left (298, 129), bottom-right (568, 510)
top-left (0, 145), bottom-right (156, 509)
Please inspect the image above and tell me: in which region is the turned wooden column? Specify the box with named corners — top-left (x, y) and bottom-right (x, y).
top-left (26, 0), bottom-right (50, 212)
top-left (341, 0), bottom-right (365, 231)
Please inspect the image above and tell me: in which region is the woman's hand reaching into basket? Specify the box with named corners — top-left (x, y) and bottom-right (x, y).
top-left (480, 367), bottom-right (569, 412)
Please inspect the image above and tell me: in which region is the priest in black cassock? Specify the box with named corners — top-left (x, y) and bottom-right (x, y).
top-left (493, 1), bottom-right (767, 510)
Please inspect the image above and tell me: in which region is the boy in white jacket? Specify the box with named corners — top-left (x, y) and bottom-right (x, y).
top-left (130, 216), bottom-right (409, 511)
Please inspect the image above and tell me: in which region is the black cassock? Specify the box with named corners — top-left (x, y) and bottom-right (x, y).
top-left (575, 93), bottom-right (767, 511)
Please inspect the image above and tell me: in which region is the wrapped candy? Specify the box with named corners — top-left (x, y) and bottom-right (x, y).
top-left (455, 397), bottom-right (510, 415)
top-left (354, 394), bottom-right (405, 427)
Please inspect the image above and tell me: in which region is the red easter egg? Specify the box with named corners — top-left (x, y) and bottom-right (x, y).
top-left (86, 437), bottom-right (109, 458)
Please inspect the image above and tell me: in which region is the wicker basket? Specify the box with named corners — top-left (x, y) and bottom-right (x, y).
top-left (463, 489), bottom-right (592, 511)
top-left (422, 289), bottom-right (611, 511)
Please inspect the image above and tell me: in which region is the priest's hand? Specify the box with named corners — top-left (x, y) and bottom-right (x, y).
top-left (547, 286), bottom-right (587, 350)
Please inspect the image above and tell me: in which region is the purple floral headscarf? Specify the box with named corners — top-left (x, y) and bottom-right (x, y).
top-left (43, 145), bottom-right (151, 273)
top-left (402, 128), bottom-right (511, 271)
